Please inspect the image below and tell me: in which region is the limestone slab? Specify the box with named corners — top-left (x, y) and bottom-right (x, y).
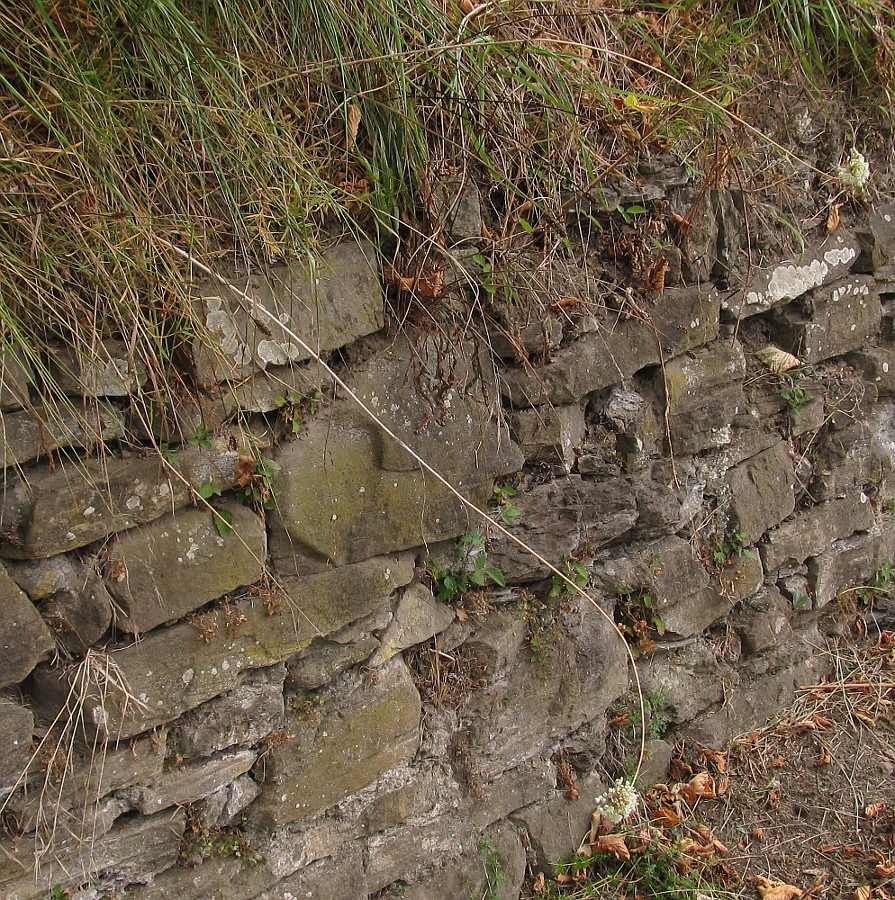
top-left (29, 554), bottom-right (414, 739)
top-left (49, 339), bottom-right (148, 398)
top-left (0, 698), bottom-right (33, 793)
top-left (105, 501), bottom-right (267, 634)
top-left (368, 583), bottom-right (455, 666)
top-left (728, 442), bottom-right (796, 544)
top-left (0, 564), bottom-right (54, 688)
top-left (249, 658), bottom-right (421, 827)
top-left (192, 240), bottom-right (384, 385)
top-left (509, 404), bottom-right (586, 467)
top-left (808, 531), bottom-right (888, 607)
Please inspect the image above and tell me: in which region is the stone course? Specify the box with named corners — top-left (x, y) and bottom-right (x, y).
top-left (3, 199), bottom-right (895, 899)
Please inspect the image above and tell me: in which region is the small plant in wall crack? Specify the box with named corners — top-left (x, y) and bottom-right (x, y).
top-left (712, 530), bottom-right (757, 565)
top-left (430, 531), bottom-right (506, 604)
top-left (492, 483), bottom-right (521, 526)
top-left (615, 589), bottom-right (665, 658)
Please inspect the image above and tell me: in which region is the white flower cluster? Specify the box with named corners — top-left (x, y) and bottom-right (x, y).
top-left (836, 148), bottom-right (870, 194)
top-left (594, 777), bottom-right (639, 824)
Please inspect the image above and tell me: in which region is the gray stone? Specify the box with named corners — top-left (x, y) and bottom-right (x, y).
top-left (269, 346), bottom-right (523, 570)
top-left (394, 820), bottom-right (526, 900)
top-left (431, 174), bottom-right (483, 245)
top-left (469, 759), bottom-right (555, 829)
top-left (487, 476), bottom-right (637, 582)
top-left (511, 770), bottom-right (606, 867)
top-left (29, 554), bottom-right (414, 739)
top-left (808, 531), bottom-right (889, 607)
top-left (249, 658), bottom-right (421, 827)
top-left (761, 494), bottom-right (875, 571)
top-left (728, 230), bottom-right (861, 318)
top-left (216, 362), bottom-right (332, 415)
top-left (287, 634), bottom-right (380, 690)
top-left (717, 553), bottom-right (765, 606)
top-left (104, 501), bottom-right (267, 634)
top-left (0, 698), bottom-right (32, 794)
top-left (0, 564), bottom-right (54, 689)
top-left (728, 442), bottom-right (796, 544)
top-left (659, 340), bottom-right (746, 454)
top-left (121, 853), bottom-right (277, 900)
top-left (177, 665), bottom-right (286, 755)
top-left (488, 317), bottom-right (564, 360)
top-left (594, 536), bottom-right (726, 638)
top-left (0, 347), bottom-right (31, 410)
top-left (368, 583), bottom-right (456, 666)
top-left (122, 748), bottom-right (257, 815)
top-left (0, 807), bottom-right (185, 900)
top-left (463, 597), bottom-right (628, 778)
top-left (854, 202), bottom-right (895, 272)
top-left (811, 420), bottom-right (889, 501)
top-left (849, 347), bottom-right (895, 397)
top-left (731, 587), bottom-right (793, 655)
top-left (0, 402), bottom-right (124, 469)
top-left (770, 275), bottom-right (881, 363)
top-left (599, 384), bottom-right (662, 461)
top-left (255, 847), bottom-right (368, 900)
top-left (12, 732), bottom-right (166, 833)
top-left (510, 404), bottom-right (586, 468)
top-left (499, 286), bottom-right (720, 407)
top-left (192, 240), bottom-right (384, 386)
top-left (50, 340), bottom-right (148, 398)
top-left (712, 188), bottom-right (743, 278)
top-left (203, 773), bottom-right (261, 826)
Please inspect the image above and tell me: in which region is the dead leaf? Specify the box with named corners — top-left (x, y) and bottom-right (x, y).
top-left (816, 740), bottom-right (833, 766)
top-left (770, 755), bottom-right (787, 768)
top-left (345, 103), bottom-right (362, 149)
top-left (608, 712), bottom-right (631, 728)
top-left (592, 832), bottom-right (631, 860)
top-left (644, 256), bottom-right (669, 292)
top-left (532, 871), bottom-right (546, 892)
top-left (824, 202), bottom-right (843, 236)
top-left (699, 747), bottom-right (728, 773)
top-left (678, 772), bottom-right (716, 805)
top-left (855, 887), bottom-right (872, 900)
top-left (756, 346), bottom-right (801, 374)
top-left (865, 802), bottom-right (887, 819)
top-left (854, 708), bottom-right (876, 726)
top-left (873, 851), bottom-right (895, 877)
top-left (753, 875), bottom-right (804, 900)
top-left (652, 806), bottom-right (681, 826)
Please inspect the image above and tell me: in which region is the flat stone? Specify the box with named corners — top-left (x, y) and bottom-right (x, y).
top-left (0, 807), bottom-right (185, 900)
top-left (769, 275), bottom-right (881, 363)
top-left (0, 564), bottom-right (54, 689)
top-left (287, 635), bottom-right (380, 690)
top-left (731, 587), bottom-right (793, 655)
top-left (0, 402), bottom-right (124, 469)
top-left (808, 531), bottom-right (889, 607)
top-left (761, 494), bottom-right (875, 571)
top-left (658, 340), bottom-right (747, 454)
top-left (499, 286), bottom-right (720, 407)
top-left (176, 664), bottom-right (286, 755)
top-left (192, 240), bottom-right (384, 385)
top-left (105, 501), bottom-right (267, 634)
top-left (50, 340), bottom-right (148, 398)
top-left (510, 404), bottom-right (586, 467)
top-left (0, 348), bottom-right (32, 410)
top-left (29, 554), bottom-right (414, 739)
top-left (0, 698), bottom-right (32, 794)
top-left (368, 583), bottom-right (455, 666)
top-left (488, 318), bottom-right (564, 360)
top-left (728, 230), bottom-right (861, 318)
top-left (855, 201), bottom-right (895, 272)
top-left (254, 847), bottom-right (368, 900)
top-left (487, 476), bottom-right (637, 582)
top-left (122, 748), bottom-right (257, 815)
top-left (469, 759), bottom-right (555, 829)
top-left (849, 347), bottom-right (895, 397)
top-left (728, 442), bottom-right (796, 544)
top-left (810, 420), bottom-right (889, 501)
top-left (249, 658), bottom-right (421, 827)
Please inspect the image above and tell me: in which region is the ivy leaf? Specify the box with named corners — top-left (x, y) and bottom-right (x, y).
top-left (213, 508), bottom-right (233, 539)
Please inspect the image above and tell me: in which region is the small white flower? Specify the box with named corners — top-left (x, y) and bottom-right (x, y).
top-left (594, 777), bottom-right (639, 823)
top-left (836, 148), bottom-right (870, 194)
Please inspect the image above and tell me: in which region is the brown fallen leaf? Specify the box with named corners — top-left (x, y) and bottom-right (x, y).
top-left (824, 202), bottom-right (843, 236)
top-left (855, 886), bottom-right (872, 900)
top-left (853, 708), bottom-right (876, 726)
top-left (699, 747), bottom-right (728, 773)
top-left (865, 801), bottom-right (887, 819)
top-left (345, 102), bottom-right (362, 149)
top-left (816, 740), bottom-right (833, 766)
top-left (592, 832), bottom-right (631, 860)
top-left (753, 874), bottom-right (804, 900)
top-left (532, 871), bottom-right (546, 892)
top-left (652, 805), bottom-right (681, 826)
top-left (678, 772), bottom-right (716, 805)
top-left (770, 755), bottom-right (787, 768)
top-left (873, 850), bottom-right (895, 877)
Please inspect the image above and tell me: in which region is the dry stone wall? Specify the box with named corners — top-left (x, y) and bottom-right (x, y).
top-left (3, 181), bottom-right (895, 899)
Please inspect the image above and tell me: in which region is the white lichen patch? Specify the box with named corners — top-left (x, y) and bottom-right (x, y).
top-left (257, 339), bottom-right (302, 367)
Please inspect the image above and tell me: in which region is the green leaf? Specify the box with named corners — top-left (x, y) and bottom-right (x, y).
top-left (197, 481), bottom-right (221, 499)
top-left (469, 568), bottom-right (486, 586)
top-left (486, 566), bottom-right (506, 587)
top-left (213, 508), bottom-right (233, 538)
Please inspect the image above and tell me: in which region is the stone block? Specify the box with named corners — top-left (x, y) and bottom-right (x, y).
top-left (510, 404), bottom-right (586, 468)
top-left (728, 442), bottom-right (796, 544)
top-left (368, 583), bottom-right (456, 666)
top-left (122, 748), bottom-right (257, 815)
top-left (254, 847), bottom-right (368, 900)
top-left (462, 597), bottom-right (627, 778)
top-left (249, 658), bottom-right (421, 827)
top-left (729, 230), bottom-right (861, 318)
top-left (0, 402), bottom-right (123, 469)
top-left (287, 634), bottom-right (380, 690)
top-left (177, 665), bottom-right (286, 755)
top-left (811, 420), bottom-right (889, 501)
top-left (487, 476), bottom-right (637, 582)
top-left (808, 531), bottom-right (888, 607)
top-left (105, 501), bottom-right (267, 634)
top-left (29, 554), bottom-right (414, 739)
top-left (730, 587), bottom-right (793, 655)
top-left (598, 384), bottom-right (662, 462)
top-left (488, 317), bottom-right (563, 360)
top-left (761, 494), bottom-right (874, 571)
top-left (468, 758), bottom-right (555, 829)
top-left (0, 698), bottom-right (32, 794)
top-left (0, 564), bottom-right (54, 689)
top-left (49, 339), bottom-right (148, 398)
top-left (0, 347), bottom-right (31, 410)
top-left (769, 275), bottom-right (881, 363)
top-left (121, 853), bottom-right (278, 900)
top-left (658, 340), bottom-right (746, 454)
top-left (268, 346), bottom-right (522, 568)
top-left (192, 240), bottom-right (384, 386)
top-left (849, 347), bottom-right (895, 397)
top-left (499, 285), bottom-right (720, 407)
top-left (595, 536), bottom-right (727, 637)
top-left (0, 807), bottom-right (185, 900)
top-left (854, 202), bottom-right (895, 272)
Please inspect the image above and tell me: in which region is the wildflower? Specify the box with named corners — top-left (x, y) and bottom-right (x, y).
top-left (594, 777), bottom-right (639, 824)
top-left (836, 148), bottom-right (870, 194)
